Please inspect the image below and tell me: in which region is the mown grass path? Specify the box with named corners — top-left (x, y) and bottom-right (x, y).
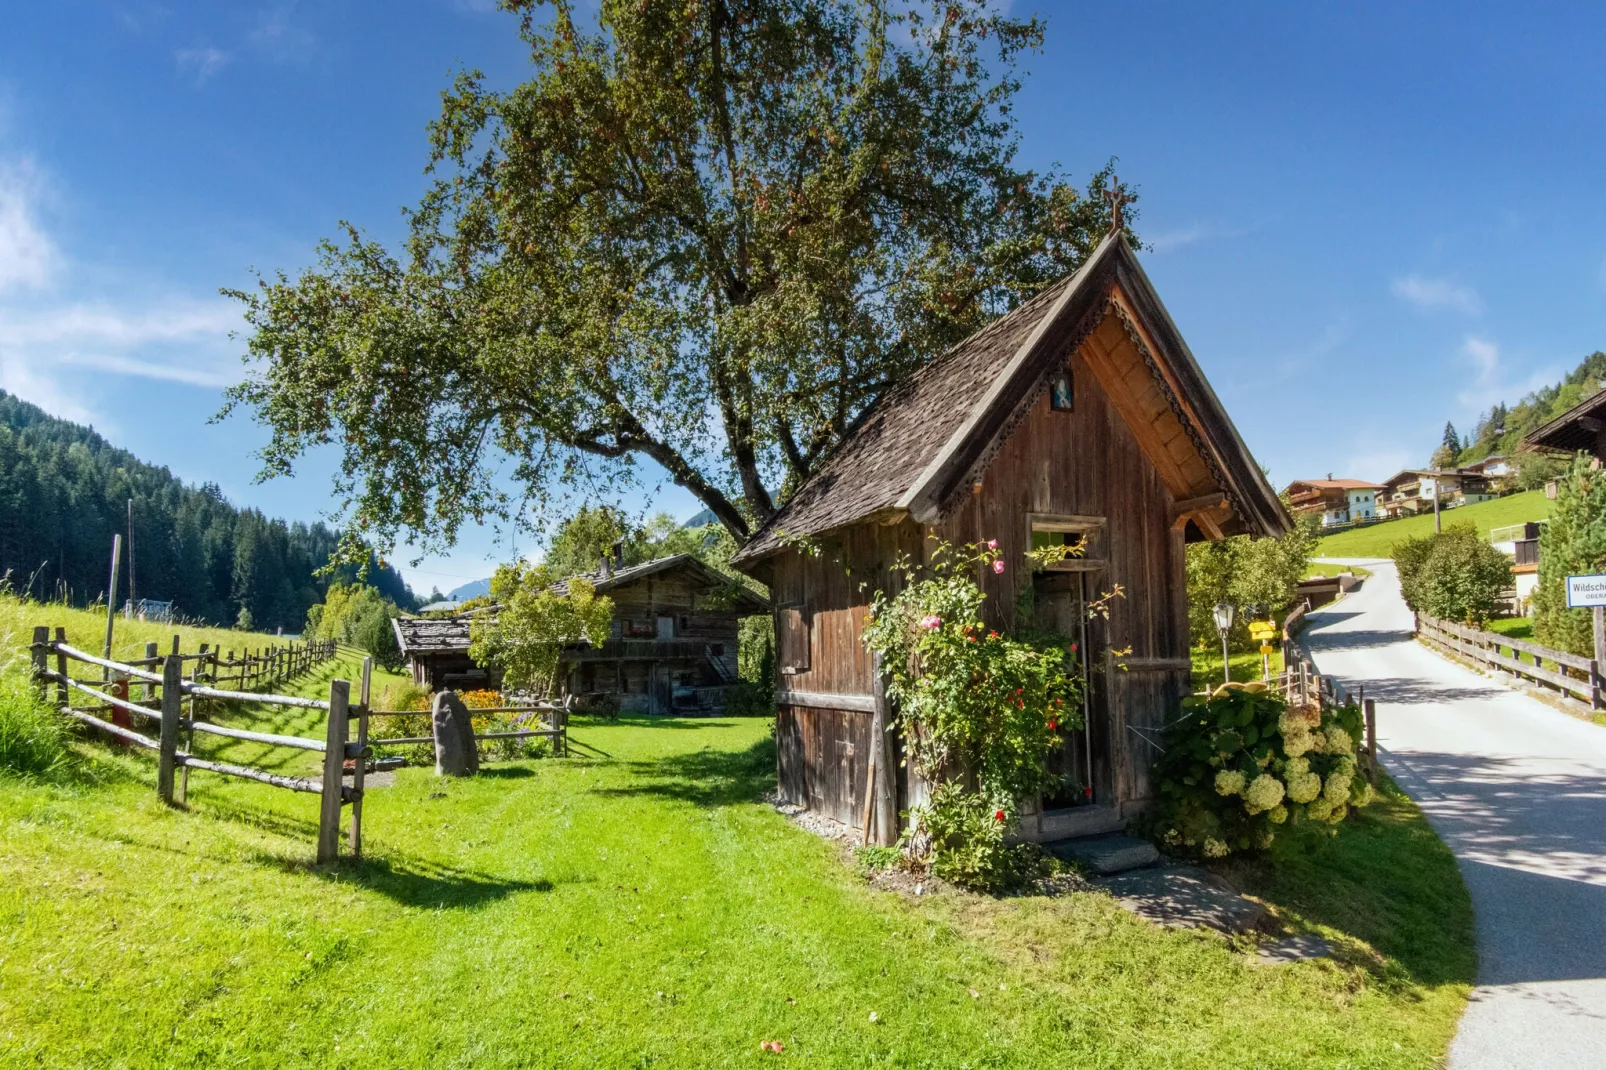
top-left (0, 714), bottom-right (1470, 1068)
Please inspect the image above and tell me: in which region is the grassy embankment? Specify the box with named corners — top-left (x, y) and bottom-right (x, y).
top-left (1313, 489), bottom-right (1551, 559)
top-left (0, 613), bottom-right (1474, 1068)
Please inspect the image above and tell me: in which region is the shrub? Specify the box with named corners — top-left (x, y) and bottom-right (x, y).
top-left (1534, 454), bottom-right (1606, 656)
top-left (0, 667), bottom-right (72, 781)
top-left (1394, 524), bottom-right (1511, 625)
top-left (1143, 686), bottom-right (1373, 859)
top-left (720, 681), bottom-right (774, 717)
top-left (919, 781), bottom-right (1056, 892)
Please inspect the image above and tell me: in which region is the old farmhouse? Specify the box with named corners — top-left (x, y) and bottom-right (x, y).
top-left (392, 554), bottom-right (767, 713)
top-left (730, 232), bottom-right (1289, 845)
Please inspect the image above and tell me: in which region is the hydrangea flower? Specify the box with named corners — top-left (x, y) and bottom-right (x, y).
top-left (1323, 770), bottom-right (1352, 803)
top-left (1287, 770), bottom-right (1323, 804)
top-left (1323, 726), bottom-right (1354, 755)
top-left (1267, 804), bottom-right (1288, 825)
top-left (1214, 769), bottom-right (1246, 797)
top-left (1304, 795), bottom-right (1334, 822)
top-left (1202, 838), bottom-right (1229, 859)
top-left (1282, 729), bottom-right (1313, 759)
top-left (1244, 773), bottom-right (1286, 814)
top-left (1284, 755), bottom-right (1309, 776)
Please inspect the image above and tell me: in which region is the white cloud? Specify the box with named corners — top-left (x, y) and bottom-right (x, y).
top-left (1391, 274), bottom-right (1481, 315)
top-left (175, 46), bottom-right (232, 86)
top-left (1147, 224), bottom-right (1212, 253)
top-left (0, 152), bottom-right (243, 420)
top-left (251, 3), bottom-right (317, 61)
top-left (0, 159), bottom-right (58, 293)
top-left (1454, 334), bottom-right (1558, 415)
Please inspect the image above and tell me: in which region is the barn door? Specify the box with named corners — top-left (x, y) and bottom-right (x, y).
top-left (1031, 570), bottom-right (1109, 810)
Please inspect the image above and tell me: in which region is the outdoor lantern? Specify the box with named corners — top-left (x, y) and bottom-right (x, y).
top-left (1213, 602), bottom-right (1235, 685)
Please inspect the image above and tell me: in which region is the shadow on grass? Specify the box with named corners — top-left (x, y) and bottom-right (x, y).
top-left (592, 734), bottom-right (776, 808)
top-left (476, 765), bottom-right (536, 779)
top-left (1220, 776), bottom-right (1478, 992)
top-left (253, 851), bottom-right (554, 909)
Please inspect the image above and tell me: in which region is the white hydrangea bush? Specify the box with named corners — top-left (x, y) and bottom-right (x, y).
top-left (1146, 685), bottom-right (1375, 858)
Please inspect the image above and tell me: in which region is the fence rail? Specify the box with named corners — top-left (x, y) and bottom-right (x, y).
top-left (29, 626), bottom-right (367, 863)
top-left (366, 695), bottom-right (572, 758)
top-left (1416, 613), bottom-right (1601, 713)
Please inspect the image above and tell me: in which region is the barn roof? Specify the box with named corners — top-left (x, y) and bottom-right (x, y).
top-left (1285, 478), bottom-right (1385, 491)
top-left (1524, 388), bottom-right (1606, 457)
top-left (730, 232), bottom-right (1289, 567)
top-left (392, 553), bottom-right (765, 657)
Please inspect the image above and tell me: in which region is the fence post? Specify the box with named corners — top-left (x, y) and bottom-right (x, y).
top-left (157, 653), bottom-right (184, 805)
top-left (349, 659), bottom-right (371, 858)
top-left (317, 679), bottom-right (350, 864)
top-left (1364, 698), bottom-right (1378, 786)
top-left (53, 627), bottom-right (68, 712)
top-left (30, 626), bottom-right (48, 700)
top-left (143, 642), bottom-right (158, 703)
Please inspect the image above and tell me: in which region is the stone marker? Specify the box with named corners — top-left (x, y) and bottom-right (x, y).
top-left (432, 691), bottom-right (480, 777)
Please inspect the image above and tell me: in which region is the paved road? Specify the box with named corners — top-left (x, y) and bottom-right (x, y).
top-left (1301, 560), bottom-right (1606, 1069)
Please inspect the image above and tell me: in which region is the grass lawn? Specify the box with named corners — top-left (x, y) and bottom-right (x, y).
top-left (1314, 490), bottom-right (1551, 560)
top-left (1304, 563), bottom-right (1372, 581)
top-left (0, 707), bottom-right (1473, 1067)
top-left (0, 591), bottom-right (317, 668)
top-left (1484, 617), bottom-right (1534, 643)
top-left (1191, 646), bottom-right (1284, 689)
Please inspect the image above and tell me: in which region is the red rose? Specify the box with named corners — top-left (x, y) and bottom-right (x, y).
top-left (994, 809), bottom-right (1005, 822)
top-left (1048, 719), bottom-right (1057, 731)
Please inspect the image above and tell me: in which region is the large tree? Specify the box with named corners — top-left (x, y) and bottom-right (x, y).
top-left (225, 0), bottom-right (1133, 558)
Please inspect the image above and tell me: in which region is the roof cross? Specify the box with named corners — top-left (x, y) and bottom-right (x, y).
top-left (1104, 179), bottom-right (1130, 236)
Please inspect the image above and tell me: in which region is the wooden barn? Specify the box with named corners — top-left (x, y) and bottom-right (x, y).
top-left (392, 554), bottom-right (766, 713)
top-left (730, 232), bottom-right (1289, 844)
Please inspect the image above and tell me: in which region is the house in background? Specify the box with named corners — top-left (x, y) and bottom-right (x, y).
top-left (1461, 453), bottom-right (1513, 481)
top-left (392, 553), bottom-right (767, 713)
top-left (1283, 477), bottom-right (1384, 528)
top-left (1380, 468), bottom-right (1496, 518)
top-left (730, 231), bottom-right (1290, 845)
top-left (1490, 521), bottom-right (1544, 610)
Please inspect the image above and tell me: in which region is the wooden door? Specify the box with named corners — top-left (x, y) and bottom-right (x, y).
top-left (1030, 570), bottom-right (1112, 809)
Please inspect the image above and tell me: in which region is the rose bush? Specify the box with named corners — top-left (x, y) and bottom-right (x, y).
top-left (1143, 685), bottom-right (1374, 858)
top-left (862, 539), bottom-right (1083, 889)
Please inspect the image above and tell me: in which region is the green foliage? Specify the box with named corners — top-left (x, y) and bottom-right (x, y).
top-left (920, 781), bottom-right (1056, 892)
top-left (1534, 454), bottom-right (1606, 655)
top-left (469, 563), bottom-right (613, 695)
top-left (0, 666), bottom-right (72, 781)
top-left (1512, 449), bottom-right (1567, 491)
top-left (1394, 524), bottom-right (1511, 625)
top-left (1455, 350), bottom-right (1606, 466)
top-left (223, 0), bottom-right (1134, 557)
top-left (862, 539), bottom-right (1081, 889)
top-left (1144, 687), bottom-right (1372, 859)
top-left (307, 583), bottom-right (404, 670)
top-left (1186, 506), bottom-right (1317, 648)
top-left (0, 390), bottom-right (415, 630)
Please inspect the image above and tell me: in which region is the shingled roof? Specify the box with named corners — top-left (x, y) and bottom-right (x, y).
top-left (730, 233), bottom-right (1289, 567)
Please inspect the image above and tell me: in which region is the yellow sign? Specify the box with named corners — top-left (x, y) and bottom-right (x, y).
top-left (1259, 644), bottom-right (1276, 655)
top-left (1248, 620), bottom-right (1278, 640)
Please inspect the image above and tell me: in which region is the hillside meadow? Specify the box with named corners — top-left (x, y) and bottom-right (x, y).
top-left (0, 602), bottom-right (1475, 1068)
top-left (1313, 490), bottom-right (1551, 559)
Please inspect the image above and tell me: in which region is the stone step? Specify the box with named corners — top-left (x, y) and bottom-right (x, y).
top-left (1045, 832), bottom-right (1161, 875)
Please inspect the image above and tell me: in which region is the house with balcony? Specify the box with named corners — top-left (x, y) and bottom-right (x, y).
top-left (1380, 468), bottom-right (1497, 518)
top-left (1491, 521), bottom-right (1544, 610)
top-left (1282, 478), bottom-right (1384, 527)
top-left (393, 553), bottom-right (768, 713)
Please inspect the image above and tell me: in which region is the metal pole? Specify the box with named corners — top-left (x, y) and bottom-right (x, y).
top-left (1434, 472), bottom-right (1442, 534)
top-left (102, 533), bottom-right (121, 680)
top-left (1221, 632), bottom-right (1231, 686)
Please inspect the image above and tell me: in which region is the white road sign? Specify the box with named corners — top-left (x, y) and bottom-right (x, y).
top-left (1565, 574), bottom-right (1606, 609)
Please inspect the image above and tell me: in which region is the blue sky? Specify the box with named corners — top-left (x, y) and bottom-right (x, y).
top-left (2, 1), bottom-right (1604, 596)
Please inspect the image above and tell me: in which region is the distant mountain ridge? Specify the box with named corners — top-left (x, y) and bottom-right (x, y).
top-left (447, 578), bottom-right (491, 601)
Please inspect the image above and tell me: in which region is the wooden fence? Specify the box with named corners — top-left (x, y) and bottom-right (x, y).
top-left (29, 626), bottom-right (370, 863)
top-left (366, 697), bottom-right (573, 758)
top-left (155, 638), bottom-right (339, 694)
top-left (1416, 613), bottom-right (1601, 714)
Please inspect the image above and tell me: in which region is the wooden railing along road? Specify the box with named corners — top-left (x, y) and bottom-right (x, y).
top-left (1416, 613), bottom-right (1601, 715)
top-left (30, 625), bottom-right (367, 863)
